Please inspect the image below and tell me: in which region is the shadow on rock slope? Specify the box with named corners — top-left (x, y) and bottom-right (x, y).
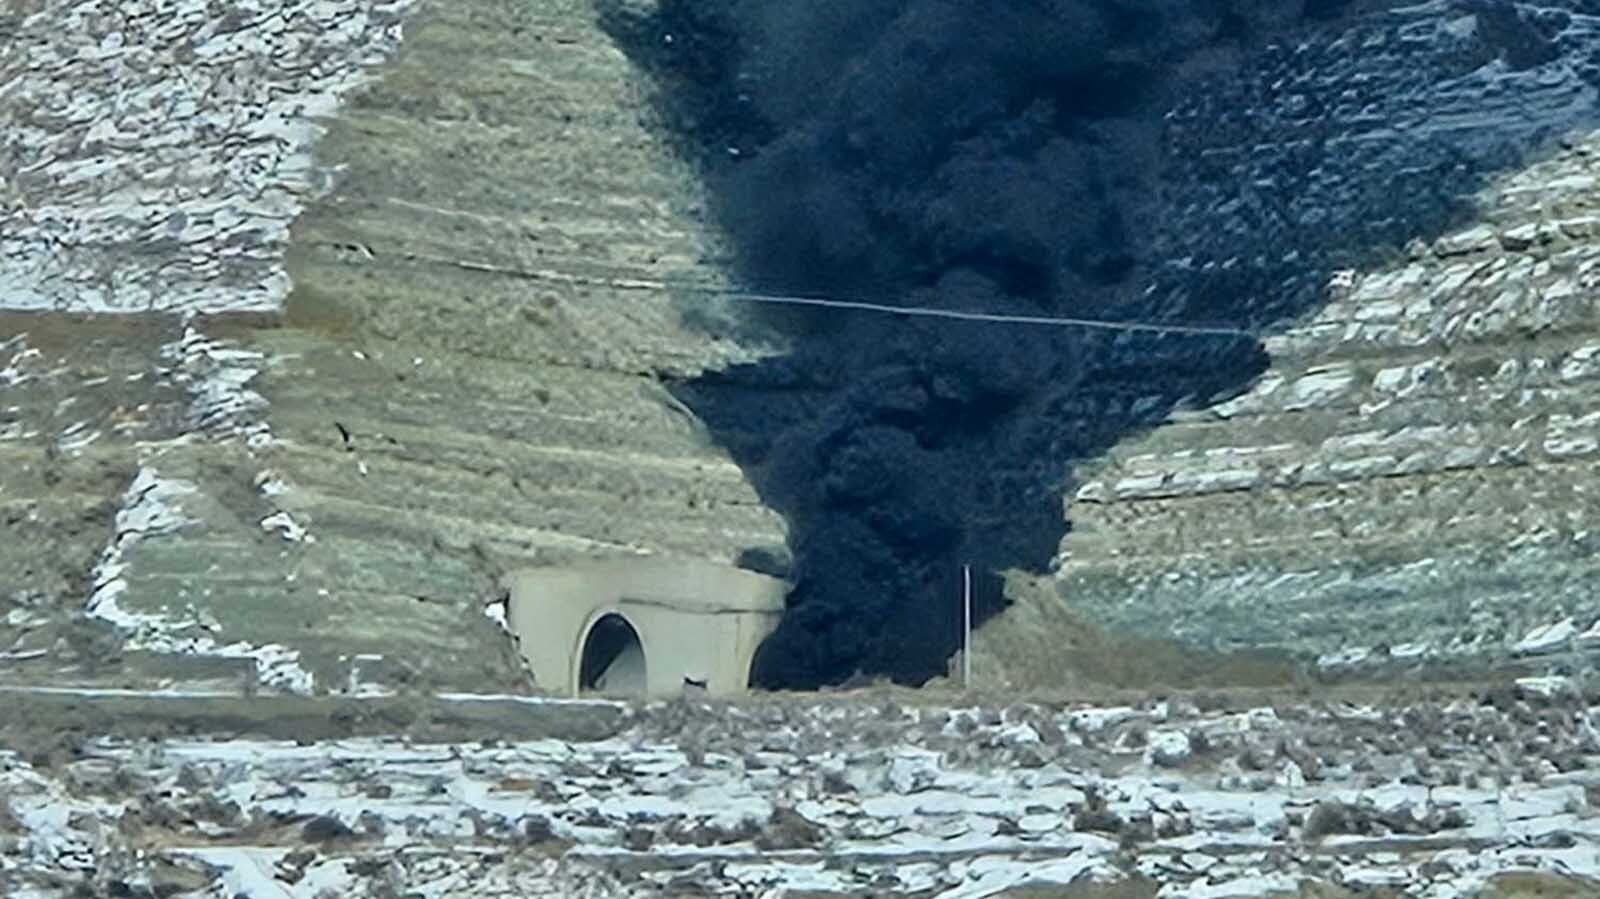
top-left (598, 0), bottom-right (1600, 688)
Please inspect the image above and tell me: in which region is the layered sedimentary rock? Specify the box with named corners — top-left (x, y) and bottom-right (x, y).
top-left (4, 2), bottom-right (1600, 896)
top-left (975, 2), bottom-right (1600, 685)
top-left (4, 0), bottom-right (1600, 696)
top-left (0, 0), bottom-right (785, 694)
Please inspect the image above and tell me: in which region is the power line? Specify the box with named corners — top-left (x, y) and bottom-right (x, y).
top-left (705, 287), bottom-right (1255, 338)
top-left (396, 249), bottom-right (1259, 340)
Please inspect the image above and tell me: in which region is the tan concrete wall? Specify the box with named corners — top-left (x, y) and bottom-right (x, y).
top-left (505, 559), bottom-right (786, 696)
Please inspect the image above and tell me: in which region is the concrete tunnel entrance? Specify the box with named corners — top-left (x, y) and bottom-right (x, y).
top-left (503, 558), bottom-right (788, 697)
top-left (579, 613), bottom-right (647, 694)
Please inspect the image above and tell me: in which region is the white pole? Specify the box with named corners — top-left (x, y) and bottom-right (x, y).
top-left (962, 564), bottom-right (972, 688)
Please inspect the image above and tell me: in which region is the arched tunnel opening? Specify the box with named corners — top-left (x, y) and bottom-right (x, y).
top-left (579, 613), bottom-right (648, 694)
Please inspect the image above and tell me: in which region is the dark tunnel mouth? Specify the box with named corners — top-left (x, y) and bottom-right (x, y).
top-left (578, 612), bottom-right (648, 694)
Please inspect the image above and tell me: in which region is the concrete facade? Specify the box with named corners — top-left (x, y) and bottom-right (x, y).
top-left (504, 559), bottom-right (787, 697)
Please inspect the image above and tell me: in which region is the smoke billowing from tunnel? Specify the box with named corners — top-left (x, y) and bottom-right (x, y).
top-left (592, 0), bottom-right (1507, 688)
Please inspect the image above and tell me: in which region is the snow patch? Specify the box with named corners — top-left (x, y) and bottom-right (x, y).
top-left (1146, 730), bottom-right (1193, 767)
top-left (934, 853), bottom-right (1111, 898)
top-left (85, 467), bottom-right (200, 629)
top-left (1514, 617), bottom-right (1578, 655)
top-left (1, 752), bottom-right (119, 890)
top-left (253, 469), bottom-right (292, 498)
top-left (54, 420), bottom-right (102, 455)
top-left (1577, 617), bottom-right (1600, 648)
top-left (1516, 675), bottom-right (1576, 699)
top-left (484, 596), bottom-right (512, 634)
top-left (260, 510), bottom-right (313, 543)
top-left (162, 326), bottom-right (273, 448)
top-left (8, 684), bottom-right (1600, 897)
top-left (0, 334), bottom-right (40, 390)
top-left (84, 467), bottom-right (317, 694)
top-left (0, 0), bottom-right (417, 315)
top-left (1317, 645), bottom-right (1373, 669)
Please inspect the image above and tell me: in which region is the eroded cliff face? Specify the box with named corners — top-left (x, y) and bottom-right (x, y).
top-left (974, 2), bottom-right (1600, 687)
top-left (1, 0), bottom-right (1597, 698)
top-left (1, 0), bottom-right (787, 695)
top-left (5, 2), bottom-right (1600, 897)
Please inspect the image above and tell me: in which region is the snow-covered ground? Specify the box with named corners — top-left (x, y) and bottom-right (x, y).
top-left (0, 0), bottom-right (415, 314)
top-left (3, 689), bottom-right (1597, 897)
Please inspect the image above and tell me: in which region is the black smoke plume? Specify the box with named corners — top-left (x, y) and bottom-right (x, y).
top-left (597, 0), bottom-right (1593, 687)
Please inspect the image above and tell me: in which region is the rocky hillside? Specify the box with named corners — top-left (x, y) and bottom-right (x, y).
top-left (4, 1), bottom-right (1600, 896)
top-left (3, 0), bottom-right (1595, 697)
top-left (2, 0), bottom-right (786, 695)
top-left (974, 2), bottom-right (1600, 686)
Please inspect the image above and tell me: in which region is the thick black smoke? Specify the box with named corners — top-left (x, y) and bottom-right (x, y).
top-left (597, 0), bottom-right (1590, 687)
top-left (611, 0), bottom-right (1357, 302)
